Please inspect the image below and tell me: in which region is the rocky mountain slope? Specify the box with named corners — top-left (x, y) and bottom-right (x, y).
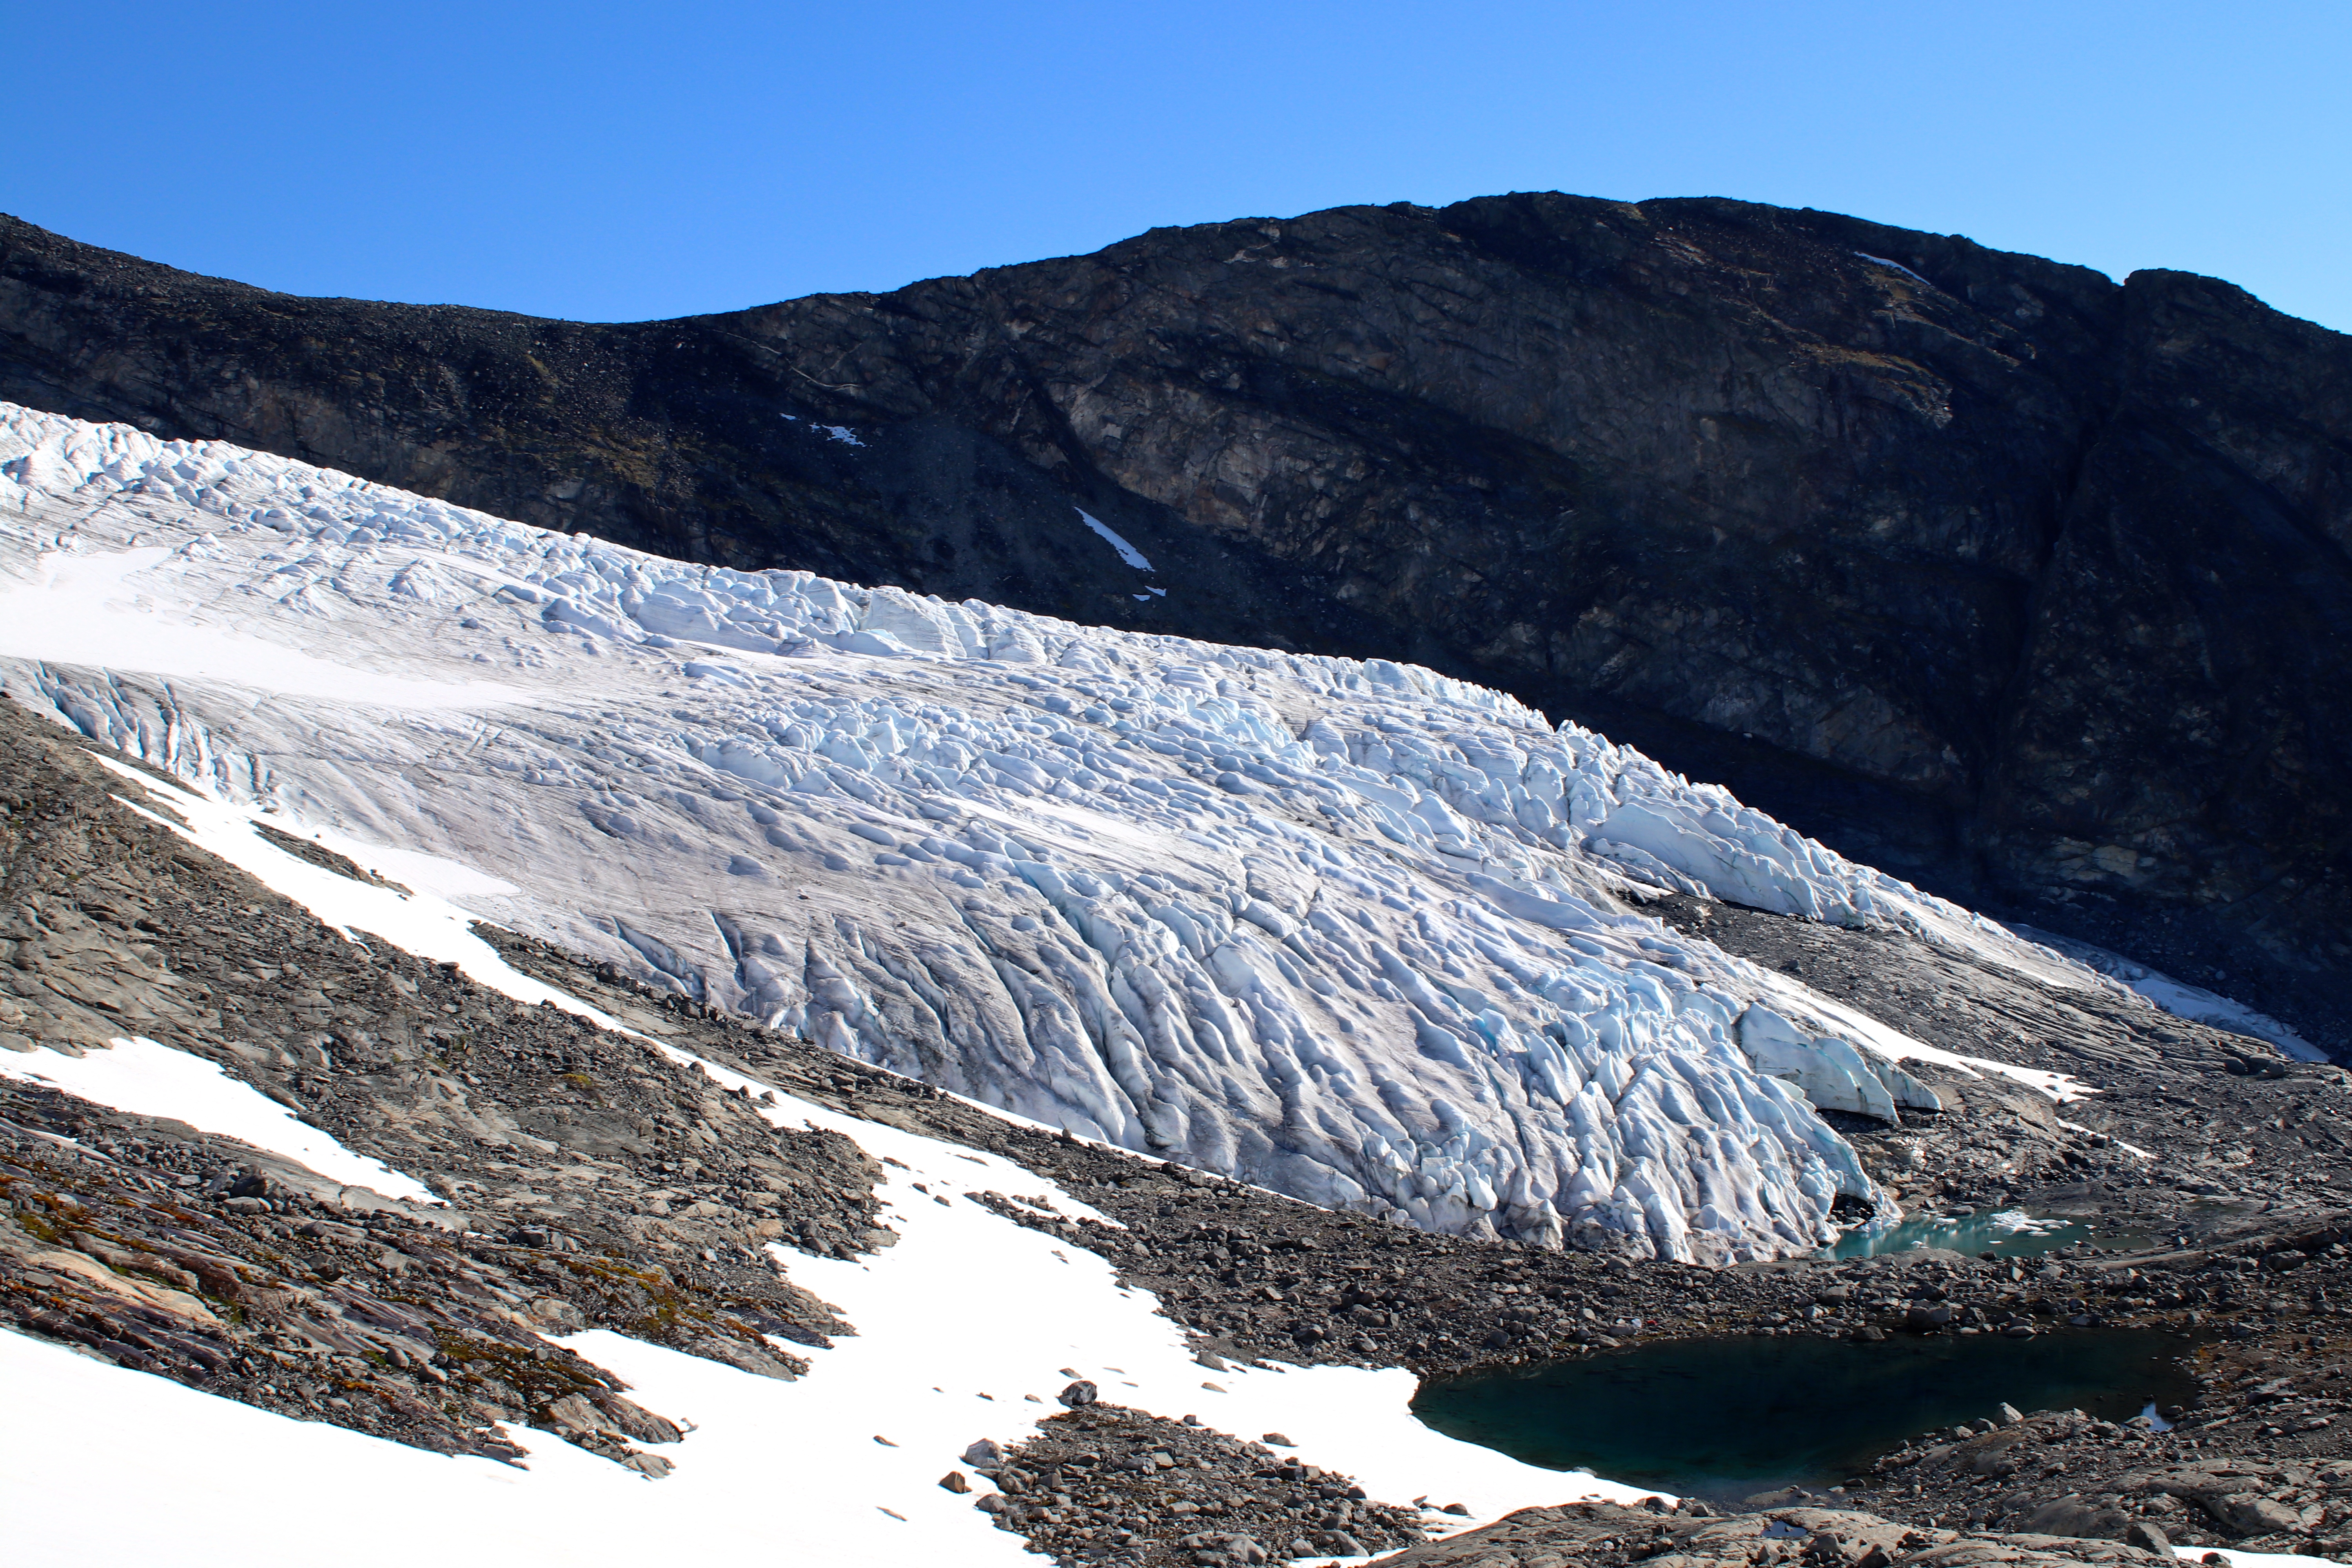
top-left (2, 199), bottom-right (2345, 1049)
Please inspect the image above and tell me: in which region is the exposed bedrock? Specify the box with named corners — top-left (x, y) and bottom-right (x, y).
top-left (2, 198), bottom-right (2347, 1040)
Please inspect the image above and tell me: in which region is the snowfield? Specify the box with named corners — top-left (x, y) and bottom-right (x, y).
top-left (0, 401), bottom-right (2197, 1265)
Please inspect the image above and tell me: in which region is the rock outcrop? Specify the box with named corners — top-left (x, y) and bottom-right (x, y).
top-left (3, 198), bottom-right (2346, 1041)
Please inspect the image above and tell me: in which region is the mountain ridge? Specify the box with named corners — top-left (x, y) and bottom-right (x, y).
top-left (2, 196), bottom-right (2345, 1049)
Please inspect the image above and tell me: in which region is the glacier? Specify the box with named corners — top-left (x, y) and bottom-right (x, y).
top-left (0, 403), bottom-right (2154, 1263)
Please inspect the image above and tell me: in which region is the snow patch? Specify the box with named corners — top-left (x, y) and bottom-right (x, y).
top-left (0, 1036), bottom-right (436, 1205)
top-left (0, 1034), bottom-right (1658, 1568)
top-left (2014, 926), bottom-right (2325, 1062)
top-left (1078, 508), bottom-right (1152, 571)
top-left (1753, 974), bottom-right (2097, 1105)
top-left (1852, 252), bottom-right (1936, 289)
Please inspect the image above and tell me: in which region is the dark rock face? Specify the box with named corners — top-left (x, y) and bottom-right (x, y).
top-left (2, 196), bottom-right (2346, 1036)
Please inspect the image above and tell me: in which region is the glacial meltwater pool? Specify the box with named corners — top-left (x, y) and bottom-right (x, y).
top-left (1412, 1330), bottom-right (2200, 1502)
top-left (1820, 1208), bottom-right (2154, 1261)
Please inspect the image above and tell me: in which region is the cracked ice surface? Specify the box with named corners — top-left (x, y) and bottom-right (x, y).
top-left (0, 404), bottom-right (2125, 1261)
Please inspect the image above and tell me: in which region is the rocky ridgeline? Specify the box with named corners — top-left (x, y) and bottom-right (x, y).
top-left (1738, 1232), bottom-right (2352, 1356)
top-left (2, 1120), bottom-right (683, 1472)
top-left (1855, 1404), bottom-right (2352, 1557)
top-left (921, 1171), bottom-right (2352, 1391)
top-left (1840, 1256), bottom-right (2352, 1558)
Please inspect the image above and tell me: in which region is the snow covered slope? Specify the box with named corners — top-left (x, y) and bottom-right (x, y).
top-left (0, 404), bottom-right (2155, 1263)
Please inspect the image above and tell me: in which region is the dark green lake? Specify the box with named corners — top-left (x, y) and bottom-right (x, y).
top-left (1412, 1330), bottom-right (2200, 1501)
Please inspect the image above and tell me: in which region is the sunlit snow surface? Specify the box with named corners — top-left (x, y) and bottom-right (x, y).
top-left (0, 403), bottom-right (2166, 1263)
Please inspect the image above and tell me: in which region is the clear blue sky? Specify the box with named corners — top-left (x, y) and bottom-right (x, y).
top-left (12, 2), bottom-right (2349, 331)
